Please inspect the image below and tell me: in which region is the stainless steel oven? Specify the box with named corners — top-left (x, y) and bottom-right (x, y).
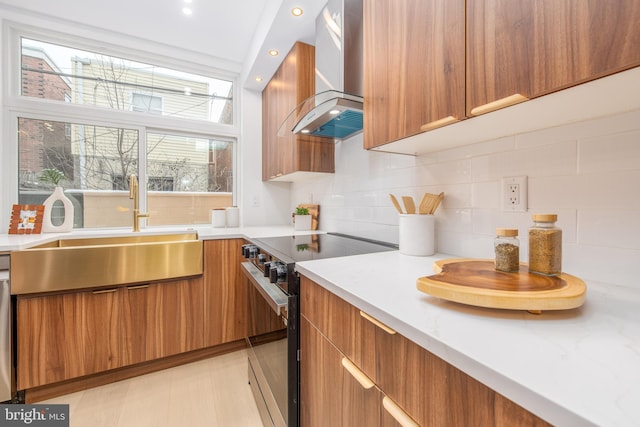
top-left (241, 245), bottom-right (296, 427)
top-left (241, 233), bottom-right (396, 427)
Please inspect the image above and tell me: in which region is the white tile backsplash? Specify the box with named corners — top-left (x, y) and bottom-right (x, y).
top-left (578, 210), bottom-right (640, 250)
top-left (292, 109), bottom-right (640, 288)
top-left (579, 130), bottom-right (640, 174)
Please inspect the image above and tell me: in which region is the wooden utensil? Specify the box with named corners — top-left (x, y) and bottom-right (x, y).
top-left (401, 196), bottom-right (416, 214)
top-left (418, 193), bottom-right (437, 214)
top-left (430, 192), bottom-right (444, 214)
top-left (389, 194), bottom-right (404, 214)
top-left (418, 193), bottom-right (431, 214)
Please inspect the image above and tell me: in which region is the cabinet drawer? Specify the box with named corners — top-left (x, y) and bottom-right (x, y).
top-left (301, 275), bottom-right (552, 426)
top-left (300, 276), bottom-right (364, 366)
top-left (360, 304), bottom-right (551, 426)
top-left (301, 317), bottom-right (382, 426)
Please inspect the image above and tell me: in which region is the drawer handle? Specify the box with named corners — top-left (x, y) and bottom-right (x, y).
top-left (127, 284), bottom-right (150, 290)
top-left (382, 396), bottom-right (419, 427)
top-left (341, 357), bottom-right (374, 390)
top-left (420, 115), bottom-right (459, 132)
top-left (360, 311), bottom-right (396, 335)
top-left (469, 93), bottom-right (529, 116)
top-left (92, 288), bottom-right (118, 294)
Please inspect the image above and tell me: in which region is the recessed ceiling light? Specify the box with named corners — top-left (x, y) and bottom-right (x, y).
top-left (182, 7), bottom-right (192, 15)
top-left (329, 109), bottom-right (340, 115)
top-left (255, 77), bottom-right (263, 82)
top-left (291, 7), bottom-right (303, 16)
top-left (301, 129), bottom-right (310, 134)
top-left (268, 49), bottom-right (279, 56)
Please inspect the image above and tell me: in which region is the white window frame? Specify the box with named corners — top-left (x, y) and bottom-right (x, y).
top-left (1, 20), bottom-right (241, 229)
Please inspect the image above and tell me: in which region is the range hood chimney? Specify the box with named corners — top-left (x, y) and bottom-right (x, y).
top-left (280, 0), bottom-right (363, 141)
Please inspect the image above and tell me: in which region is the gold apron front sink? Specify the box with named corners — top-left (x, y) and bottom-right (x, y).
top-left (11, 233), bottom-right (203, 295)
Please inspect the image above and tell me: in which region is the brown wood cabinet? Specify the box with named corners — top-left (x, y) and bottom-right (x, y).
top-left (203, 239), bottom-right (248, 346)
top-left (363, 0), bottom-right (466, 149)
top-left (301, 316), bottom-right (386, 427)
top-left (15, 237), bottom-right (252, 393)
top-left (262, 41), bottom-right (334, 181)
top-left (122, 279), bottom-right (204, 365)
top-left (300, 275), bottom-right (552, 426)
top-left (17, 288), bottom-right (122, 389)
top-left (16, 277), bottom-right (203, 390)
top-left (467, 0), bottom-right (640, 116)
top-left (364, 0), bottom-right (640, 149)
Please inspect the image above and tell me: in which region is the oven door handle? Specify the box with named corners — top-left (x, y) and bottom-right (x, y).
top-left (241, 262), bottom-right (288, 316)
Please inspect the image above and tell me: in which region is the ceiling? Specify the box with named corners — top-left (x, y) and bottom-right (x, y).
top-left (0, 0), bottom-right (326, 91)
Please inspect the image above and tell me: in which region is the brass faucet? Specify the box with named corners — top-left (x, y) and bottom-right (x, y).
top-left (129, 175), bottom-right (149, 232)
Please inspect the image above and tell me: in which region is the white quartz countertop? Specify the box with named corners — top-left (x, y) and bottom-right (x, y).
top-left (0, 225), bottom-right (319, 252)
top-left (295, 251), bottom-right (640, 427)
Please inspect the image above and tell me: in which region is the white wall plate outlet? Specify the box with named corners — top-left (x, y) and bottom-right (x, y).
top-left (502, 176), bottom-right (528, 212)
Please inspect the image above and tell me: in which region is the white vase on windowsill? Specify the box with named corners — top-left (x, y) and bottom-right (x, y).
top-left (42, 186), bottom-right (74, 233)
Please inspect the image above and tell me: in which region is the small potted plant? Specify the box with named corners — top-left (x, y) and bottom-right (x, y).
top-left (293, 206), bottom-right (312, 231)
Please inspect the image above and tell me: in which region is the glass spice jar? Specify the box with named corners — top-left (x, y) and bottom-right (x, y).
top-left (528, 214), bottom-right (562, 276)
top-left (494, 228), bottom-right (520, 272)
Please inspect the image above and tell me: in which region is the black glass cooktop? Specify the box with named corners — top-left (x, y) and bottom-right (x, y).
top-left (251, 232), bottom-right (397, 265)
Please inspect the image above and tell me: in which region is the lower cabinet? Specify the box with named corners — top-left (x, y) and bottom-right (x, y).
top-left (122, 278), bottom-right (204, 365)
top-left (15, 238), bottom-right (252, 392)
top-left (300, 275), bottom-right (552, 426)
top-left (203, 239), bottom-right (248, 346)
top-left (16, 277), bottom-right (203, 390)
top-left (301, 317), bottom-right (384, 426)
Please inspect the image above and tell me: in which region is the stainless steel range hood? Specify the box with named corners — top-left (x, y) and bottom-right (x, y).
top-left (280, 0), bottom-right (363, 141)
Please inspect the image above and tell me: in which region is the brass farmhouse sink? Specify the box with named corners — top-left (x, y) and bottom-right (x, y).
top-left (11, 233), bottom-right (203, 295)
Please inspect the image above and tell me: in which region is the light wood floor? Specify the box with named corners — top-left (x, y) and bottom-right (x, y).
top-left (42, 349), bottom-right (264, 427)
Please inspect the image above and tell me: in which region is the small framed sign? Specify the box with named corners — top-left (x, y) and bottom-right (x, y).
top-left (8, 204), bottom-right (44, 234)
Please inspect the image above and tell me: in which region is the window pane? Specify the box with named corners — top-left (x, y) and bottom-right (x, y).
top-left (146, 133), bottom-right (233, 226)
top-left (21, 38), bottom-right (233, 124)
top-left (18, 117), bottom-right (139, 228)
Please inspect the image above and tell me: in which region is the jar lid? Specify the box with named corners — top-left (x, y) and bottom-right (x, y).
top-left (532, 214), bottom-right (557, 222)
top-left (496, 228), bottom-right (518, 237)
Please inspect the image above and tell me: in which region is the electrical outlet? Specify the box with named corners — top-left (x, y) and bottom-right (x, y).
top-left (502, 176), bottom-right (528, 212)
top-left (251, 195), bottom-right (260, 208)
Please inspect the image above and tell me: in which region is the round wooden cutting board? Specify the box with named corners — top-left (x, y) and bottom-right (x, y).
top-left (416, 259), bottom-right (586, 313)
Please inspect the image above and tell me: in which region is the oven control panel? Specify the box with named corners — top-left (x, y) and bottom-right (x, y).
top-left (241, 244), bottom-right (288, 286)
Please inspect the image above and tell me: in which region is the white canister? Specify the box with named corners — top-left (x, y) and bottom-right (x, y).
top-left (399, 214), bottom-right (435, 256)
top-left (225, 206), bottom-right (239, 227)
top-left (211, 209), bottom-right (226, 227)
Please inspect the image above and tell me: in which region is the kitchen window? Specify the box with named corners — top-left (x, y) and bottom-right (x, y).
top-left (20, 38), bottom-right (234, 124)
top-left (16, 120), bottom-right (235, 228)
top-left (7, 29), bottom-right (238, 228)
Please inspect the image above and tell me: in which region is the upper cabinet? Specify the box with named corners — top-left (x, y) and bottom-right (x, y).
top-left (262, 42), bottom-right (335, 181)
top-left (363, 0), bottom-right (465, 150)
top-left (364, 0), bottom-right (640, 154)
top-left (467, 0), bottom-right (640, 115)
